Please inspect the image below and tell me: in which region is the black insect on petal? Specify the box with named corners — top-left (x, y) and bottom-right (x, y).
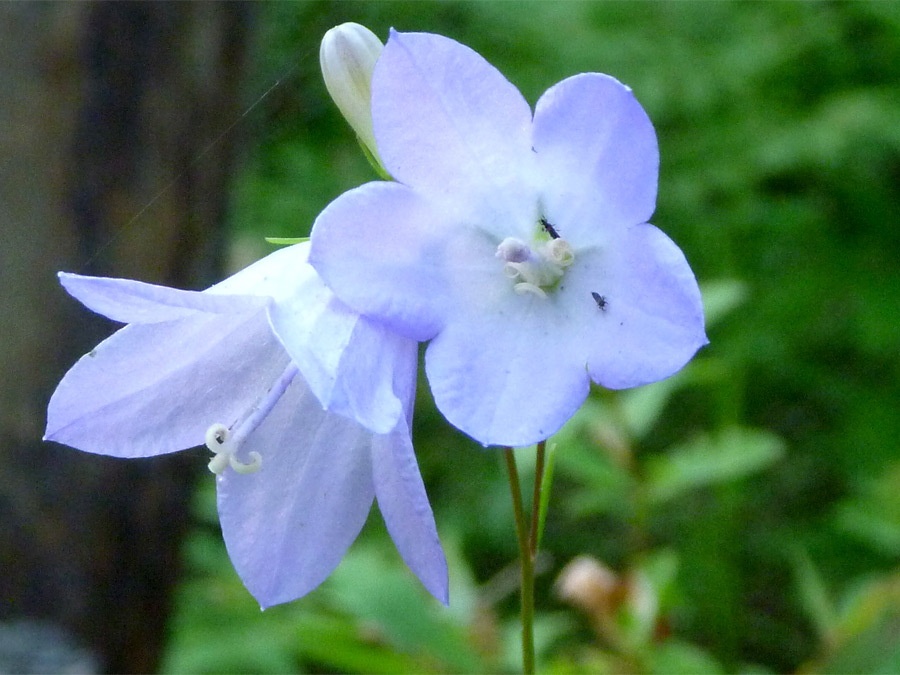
top-left (540, 217), bottom-right (560, 239)
top-left (591, 292), bottom-right (608, 311)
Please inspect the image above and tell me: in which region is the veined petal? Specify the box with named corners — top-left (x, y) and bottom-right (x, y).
top-left (59, 272), bottom-right (269, 324)
top-left (575, 224), bottom-right (707, 388)
top-left (532, 73), bottom-right (659, 244)
top-left (216, 376), bottom-right (375, 609)
top-left (367, 339), bottom-right (446, 602)
top-left (268, 267), bottom-right (415, 434)
top-left (373, 30), bottom-right (537, 235)
top-left (424, 295), bottom-right (591, 447)
top-left (326, 318), bottom-right (416, 434)
top-left (310, 182), bottom-right (453, 340)
top-left (372, 414), bottom-right (448, 605)
top-left (45, 311), bottom-right (289, 457)
top-left (209, 242), bottom-right (310, 301)
top-left (311, 181), bottom-right (513, 343)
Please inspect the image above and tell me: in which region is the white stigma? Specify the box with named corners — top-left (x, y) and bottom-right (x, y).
top-left (204, 363), bottom-right (299, 476)
top-left (205, 423), bottom-right (261, 475)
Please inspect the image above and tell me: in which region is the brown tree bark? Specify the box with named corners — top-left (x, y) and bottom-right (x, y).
top-left (0, 3), bottom-right (251, 672)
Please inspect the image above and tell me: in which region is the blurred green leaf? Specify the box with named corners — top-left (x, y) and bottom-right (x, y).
top-left (805, 572), bottom-right (900, 674)
top-left (645, 427), bottom-right (785, 506)
top-left (555, 436), bottom-right (635, 519)
top-left (833, 504), bottom-right (900, 557)
top-left (292, 613), bottom-right (426, 674)
top-left (700, 279), bottom-right (748, 329)
top-left (641, 549), bottom-right (680, 615)
top-left (832, 462), bottom-right (900, 556)
top-left (620, 378), bottom-right (684, 441)
top-left (649, 640), bottom-right (725, 675)
top-left (327, 543), bottom-right (486, 674)
top-left (790, 547), bottom-right (839, 640)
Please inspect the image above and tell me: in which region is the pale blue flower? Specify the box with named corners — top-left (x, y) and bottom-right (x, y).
top-left (310, 30), bottom-right (708, 448)
top-left (45, 243), bottom-right (447, 608)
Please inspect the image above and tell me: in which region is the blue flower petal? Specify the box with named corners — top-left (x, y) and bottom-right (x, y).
top-left (372, 416), bottom-right (449, 605)
top-left (58, 272), bottom-right (269, 324)
top-left (216, 376), bottom-right (375, 609)
top-left (267, 263), bottom-right (412, 435)
top-left (311, 181), bottom-right (456, 341)
top-left (425, 294), bottom-right (591, 447)
top-left (373, 30), bottom-right (537, 237)
top-left (45, 311), bottom-right (289, 457)
top-left (533, 73), bottom-right (659, 243)
top-left (580, 223), bottom-right (708, 388)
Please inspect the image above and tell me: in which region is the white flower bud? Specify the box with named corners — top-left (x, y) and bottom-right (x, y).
top-left (320, 22), bottom-right (384, 167)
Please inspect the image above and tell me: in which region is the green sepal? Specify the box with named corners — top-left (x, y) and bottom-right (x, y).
top-left (265, 236), bottom-right (310, 246)
top-left (359, 137), bottom-right (393, 181)
top-left (536, 442), bottom-right (556, 551)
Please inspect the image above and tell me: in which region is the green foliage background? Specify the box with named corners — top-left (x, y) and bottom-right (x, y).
top-left (161, 2), bottom-right (900, 673)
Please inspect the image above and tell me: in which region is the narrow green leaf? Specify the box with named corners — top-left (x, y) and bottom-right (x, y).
top-left (790, 547), bottom-right (838, 640)
top-left (645, 427), bottom-right (785, 506)
top-left (360, 137), bottom-right (393, 181)
top-left (264, 236), bottom-right (309, 245)
top-left (536, 442), bottom-right (556, 551)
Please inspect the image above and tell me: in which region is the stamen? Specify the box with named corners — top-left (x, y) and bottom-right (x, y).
top-left (496, 237), bottom-right (532, 263)
top-left (497, 235), bottom-right (576, 298)
top-left (505, 262), bottom-right (524, 279)
top-left (515, 282), bottom-right (547, 298)
top-left (544, 239), bottom-right (574, 267)
top-left (204, 363), bottom-right (299, 476)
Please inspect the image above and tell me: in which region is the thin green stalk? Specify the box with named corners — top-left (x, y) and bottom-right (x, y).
top-left (504, 447), bottom-right (535, 675)
top-left (529, 440), bottom-right (547, 557)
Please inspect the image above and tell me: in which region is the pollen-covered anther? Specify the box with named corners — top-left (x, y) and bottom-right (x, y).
top-left (496, 237), bottom-right (532, 263)
top-left (544, 238), bottom-right (575, 267)
top-left (205, 422), bottom-right (262, 475)
top-left (498, 236), bottom-right (575, 298)
top-left (514, 282), bottom-right (547, 298)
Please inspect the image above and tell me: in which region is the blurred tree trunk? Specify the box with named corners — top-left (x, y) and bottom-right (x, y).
top-left (0, 3), bottom-right (251, 672)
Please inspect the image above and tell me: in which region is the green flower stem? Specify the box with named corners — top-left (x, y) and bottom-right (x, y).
top-left (504, 447), bottom-right (536, 675)
top-left (529, 440), bottom-right (547, 557)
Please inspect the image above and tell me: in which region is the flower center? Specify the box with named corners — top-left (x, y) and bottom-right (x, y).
top-left (495, 236), bottom-right (575, 298)
top-left (204, 362), bottom-right (299, 475)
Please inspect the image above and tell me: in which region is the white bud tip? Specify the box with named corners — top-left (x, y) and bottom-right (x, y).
top-left (320, 23), bottom-right (383, 161)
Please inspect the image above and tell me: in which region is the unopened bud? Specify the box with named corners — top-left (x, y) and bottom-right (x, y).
top-left (320, 23), bottom-right (384, 171)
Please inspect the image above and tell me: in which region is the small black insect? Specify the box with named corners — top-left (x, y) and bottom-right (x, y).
top-left (591, 292), bottom-right (608, 311)
top-left (540, 217), bottom-right (560, 240)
